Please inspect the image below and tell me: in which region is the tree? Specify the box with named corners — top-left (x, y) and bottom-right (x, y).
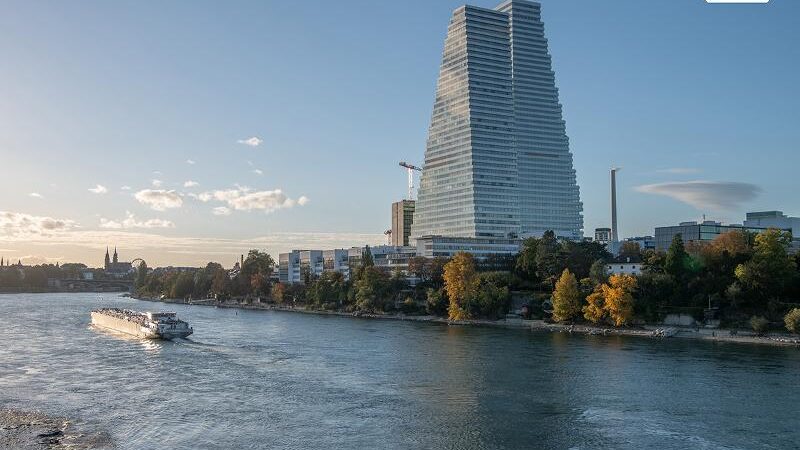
top-left (535, 231), bottom-right (563, 287)
top-left (354, 266), bottom-right (389, 312)
top-left (135, 261), bottom-right (148, 290)
top-left (426, 288), bottom-right (448, 316)
top-left (444, 252), bottom-right (479, 320)
top-left (750, 315), bottom-right (769, 334)
top-left (515, 237), bottom-right (539, 280)
top-left (472, 272), bottom-right (511, 319)
top-left (551, 269), bottom-right (582, 322)
top-left (784, 308), bottom-right (800, 334)
top-left (307, 271), bottom-right (348, 308)
top-left (665, 234), bottom-right (689, 281)
top-left (735, 229), bottom-right (796, 301)
top-left (602, 274), bottom-right (637, 327)
top-left (408, 256), bottom-right (431, 282)
top-left (271, 282), bottom-right (286, 304)
top-left (562, 241), bottom-right (611, 280)
top-left (619, 241), bottom-right (642, 258)
top-left (583, 288), bottom-right (605, 324)
top-left (589, 259), bottom-right (608, 287)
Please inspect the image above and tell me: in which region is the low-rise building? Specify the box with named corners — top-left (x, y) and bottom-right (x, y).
top-left (594, 228), bottom-right (611, 246)
top-left (606, 255), bottom-right (643, 276)
top-left (654, 221), bottom-right (780, 251)
top-left (624, 236), bottom-right (655, 251)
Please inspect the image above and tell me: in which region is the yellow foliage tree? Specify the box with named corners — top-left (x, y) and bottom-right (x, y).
top-left (443, 252), bottom-right (479, 320)
top-left (583, 288), bottom-right (605, 324)
top-left (602, 274), bottom-right (637, 327)
top-left (552, 269), bottom-right (582, 322)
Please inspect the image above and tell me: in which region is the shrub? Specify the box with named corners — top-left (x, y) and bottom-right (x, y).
top-left (784, 308), bottom-right (800, 334)
top-left (750, 315), bottom-right (769, 334)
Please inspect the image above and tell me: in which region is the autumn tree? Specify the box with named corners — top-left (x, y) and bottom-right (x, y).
top-left (602, 274), bottom-right (637, 327)
top-left (551, 269), bottom-right (582, 322)
top-left (444, 252), bottom-right (479, 320)
top-left (583, 288), bottom-right (605, 324)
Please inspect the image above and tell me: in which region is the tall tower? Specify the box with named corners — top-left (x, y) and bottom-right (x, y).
top-left (611, 168), bottom-right (620, 244)
top-left (412, 0), bottom-right (582, 241)
top-left (104, 247), bottom-right (111, 270)
top-left (113, 247), bottom-right (119, 264)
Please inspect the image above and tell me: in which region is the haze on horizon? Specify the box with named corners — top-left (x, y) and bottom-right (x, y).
top-left (1, 0), bottom-right (797, 267)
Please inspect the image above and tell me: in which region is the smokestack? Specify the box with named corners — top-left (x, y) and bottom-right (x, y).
top-left (611, 168), bottom-right (621, 244)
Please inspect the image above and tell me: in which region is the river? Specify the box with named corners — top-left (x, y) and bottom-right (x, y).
top-left (0, 293), bottom-right (798, 449)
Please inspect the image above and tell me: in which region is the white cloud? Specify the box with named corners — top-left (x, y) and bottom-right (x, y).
top-left (212, 207), bottom-right (232, 216)
top-left (0, 211), bottom-right (77, 237)
top-left (635, 180), bottom-right (761, 211)
top-left (186, 159), bottom-right (196, 165)
top-left (194, 187), bottom-right (307, 214)
top-left (183, 180), bottom-right (199, 188)
top-left (237, 136), bottom-right (263, 147)
top-left (152, 179), bottom-right (163, 187)
top-left (252, 169), bottom-right (263, 176)
top-left (121, 186), bottom-right (132, 191)
top-left (29, 193), bottom-right (43, 199)
top-left (100, 212), bottom-right (174, 229)
top-left (134, 189), bottom-right (183, 211)
top-left (656, 168), bottom-right (701, 175)
top-left (88, 184), bottom-right (108, 194)
top-left (297, 196), bottom-right (309, 206)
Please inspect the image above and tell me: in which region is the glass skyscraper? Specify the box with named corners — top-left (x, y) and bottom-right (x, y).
top-left (411, 0), bottom-right (583, 242)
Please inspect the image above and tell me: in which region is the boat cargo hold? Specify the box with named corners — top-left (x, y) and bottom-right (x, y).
top-left (91, 308), bottom-right (193, 339)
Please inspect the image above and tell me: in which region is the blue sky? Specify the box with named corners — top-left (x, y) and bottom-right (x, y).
top-left (1, 0), bottom-right (797, 266)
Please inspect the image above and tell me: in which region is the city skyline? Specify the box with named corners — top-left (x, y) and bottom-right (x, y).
top-left (1, 0), bottom-right (797, 266)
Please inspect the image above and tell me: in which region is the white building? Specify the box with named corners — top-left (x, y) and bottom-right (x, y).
top-left (606, 256), bottom-right (643, 276)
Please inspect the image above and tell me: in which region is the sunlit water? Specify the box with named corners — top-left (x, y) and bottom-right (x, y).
top-left (1, 293), bottom-right (798, 449)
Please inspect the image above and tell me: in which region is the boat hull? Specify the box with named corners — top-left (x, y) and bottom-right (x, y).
top-left (90, 311), bottom-right (192, 340)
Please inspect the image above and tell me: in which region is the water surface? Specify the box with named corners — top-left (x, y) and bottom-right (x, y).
top-left (1, 293), bottom-right (797, 449)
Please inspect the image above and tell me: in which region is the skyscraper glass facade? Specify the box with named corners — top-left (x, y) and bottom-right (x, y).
top-left (411, 0), bottom-right (583, 242)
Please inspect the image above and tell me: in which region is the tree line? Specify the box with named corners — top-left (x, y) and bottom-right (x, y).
top-left (133, 227), bottom-right (800, 333)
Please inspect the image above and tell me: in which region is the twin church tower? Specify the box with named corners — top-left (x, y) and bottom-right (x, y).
top-left (411, 0), bottom-right (583, 242)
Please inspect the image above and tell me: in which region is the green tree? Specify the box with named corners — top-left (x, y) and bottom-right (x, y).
top-left (471, 272), bottom-right (511, 319)
top-left (665, 234), bottom-right (689, 281)
top-left (551, 269), bottom-right (582, 322)
top-left (589, 259), bottom-right (608, 287)
top-left (535, 231), bottom-right (563, 287)
top-left (735, 229), bottom-right (796, 301)
top-left (426, 288), bottom-right (448, 316)
top-left (354, 266), bottom-right (389, 312)
top-left (515, 237), bottom-right (539, 280)
top-left (750, 315), bottom-right (769, 334)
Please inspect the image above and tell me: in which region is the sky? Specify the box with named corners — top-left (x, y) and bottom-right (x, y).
top-left (1, 0), bottom-right (798, 267)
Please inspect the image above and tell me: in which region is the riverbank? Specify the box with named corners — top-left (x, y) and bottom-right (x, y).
top-left (134, 296), bottom-right (800, 347)
top-left (0, 409), bottom-right (113, 450)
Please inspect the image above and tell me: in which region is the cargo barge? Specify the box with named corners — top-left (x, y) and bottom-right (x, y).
top-left (90, 308), bottom-right (193, 339)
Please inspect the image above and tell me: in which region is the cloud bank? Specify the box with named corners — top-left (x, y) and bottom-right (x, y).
top-left (134, 189), bottom-right (183, 211)
top-left (0, 211), bottom-right (77, 237)
top-left (100, 212), bottom-right (175, 230)
top-left (196, 187), bottom-right (307, 214)
top-left (635, 180), bottom-right (761, 210)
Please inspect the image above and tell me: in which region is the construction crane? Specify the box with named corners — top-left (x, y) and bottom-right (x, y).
top-left (399, 161), bottom-right (422, 200)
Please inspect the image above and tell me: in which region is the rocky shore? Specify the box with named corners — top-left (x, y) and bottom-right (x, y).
top-left (135, 296), bottom-right (800, 348)
top-left (0, 409), bottom-right (113, 450)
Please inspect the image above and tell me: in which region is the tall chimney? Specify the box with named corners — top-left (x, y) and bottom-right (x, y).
top-left (611, 168), bottom-right (621, 244)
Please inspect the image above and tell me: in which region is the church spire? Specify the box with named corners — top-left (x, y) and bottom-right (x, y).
top-left (113, 247), bottom-right (118, 264)
top-left (105, 247), bottom-right (111, 269)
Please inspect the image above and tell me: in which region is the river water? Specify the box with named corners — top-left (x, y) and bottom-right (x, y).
top-left (0, 293), bottom-right (798, 449)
